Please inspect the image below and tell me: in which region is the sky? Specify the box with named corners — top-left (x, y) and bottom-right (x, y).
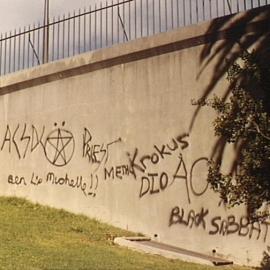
top-left (0, 0), bottom-right (261, 75)
top-left (0, 0), bottom-right (104, 34)
top-left (0, 0), bottom-right (259, 34)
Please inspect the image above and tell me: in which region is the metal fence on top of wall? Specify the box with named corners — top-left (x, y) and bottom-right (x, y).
top-left (0, 0), bottom-right (269, 76)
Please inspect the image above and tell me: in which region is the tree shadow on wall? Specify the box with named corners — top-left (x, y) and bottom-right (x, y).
top-left (194, 6), bottom-right (270, 268)
top-left (190, 6), bottom-right (270, 178)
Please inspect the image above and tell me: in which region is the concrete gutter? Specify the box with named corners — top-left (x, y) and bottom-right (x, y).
top-left (114, 237), bottom-right (233, 267)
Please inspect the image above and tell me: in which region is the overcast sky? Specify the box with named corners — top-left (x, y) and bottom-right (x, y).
top-left (0, 0), bottom-right (105, 34)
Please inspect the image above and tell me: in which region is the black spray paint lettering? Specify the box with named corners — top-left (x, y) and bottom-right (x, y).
top-left (46, 172), bottom-right (87, 196)
top-left (172, 154), bottom-right (190, 203)
top-left (172, 155), bottom-right (209, 204)
top-left (1, 125), bottom-right (21, 158)
top-left (126, 148), bottom-right (145, 178)
top-left (104, 165), bottom-right (130, 180)
top-left (209, 215), bottom-right (270, 242)
top-left (0, 123), bottom-right (75, 167)
top-left (139, 172), bottom-right (172, 197)
top-left (20, 124), bottom-right (31, 158)
top-left (139, 154), bottom-right (209, 204)
top-left (12, 124), bottom-right (21, 159)
top-left (8, 174), bottom-right (27, 186)
top-left (31, 125), bottom-right (45, 152)
top-left (83, 128), bottom-right (104, 164)
top-left (189, 157), bottom-right (209, 196)
top-left (8, 171), bottom-right (98, 198)
top-left (88, 174), bottom-right (99, 197)
top-left (1, 125), bottom-right (11, 153)
top-left (44, 122), bottom-right (75, 167)
top-left (30, 172), bottom-right (43, 186)
top-left (46, 172), bottom-right (99, 198)
top-left (127, 133), bottom-right (189, 178)
top-left (82, 127), bottom-right (121, 172)
top-left (169, 206), bottom-right (209, 230)
top-left (1, 124), bottom-right (46, 159)
top-left (238, 217), bottom-right (250, 237)
top-left (169, 206), bottom-right (270, 242)
top-left (153, 144), bottom-right (172, 160)
top-left (175, 134), bottom-right (189, 150)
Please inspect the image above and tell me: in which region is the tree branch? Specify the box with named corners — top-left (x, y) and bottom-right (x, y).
top-left (251, 120), bottom-right (270, 141)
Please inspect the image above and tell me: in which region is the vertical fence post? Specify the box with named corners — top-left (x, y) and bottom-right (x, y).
top-left (153, 0), bottom-right (156, 34)
top-left (106, 1), bottom-right (108, 47)
top-left (67, 13), bottom-right (70, 57)
top-left (165, 0), bottom-right (168, 31)
top-left (22, 27), bottom-right (25, 69)
top-left (57, 15), bottom-right (60, 59)
top-left (43, 0), bottom-right (49, 64)
top-left (129, 0), bottom-right (131, 39)
top-left (63, 14), bottom-right (66, 58)
top-left (117, 0), bottom-right (120, 42)
top-left (0, 0), bottom-right (267, 76)
top-left (134, 0), bottom-right (137, 39)
top-left (195, 0), bottom-right (198, 23)
top-left (78, 9), bottom-right (81, 54)
top-left (37, 23), bottom-right (40, 64)
top-left (73, 10), bottom-right (76, 56)
top-left (146, 0), bottom-right (149, 36)
top-left (52, 17), bottom-right (55, 61)
top-left (89, 6), bottom-right (92, 50)
top-left (4, 33), bottom-right (7, 75)
top-left (27, 27), bottom-right (30, 68)
top-left (84, 8), bottom-right (86, 52)
top-left (95, 4), bottom-right (97, 49)
top-left (9, 31), bottom-right (12, 73)
top-left (140, 0), bottom-right (143, 37)
top-left (100, 2), bottom-right (103, 47)
top-left (176, 0), bottom-right (180, 27)
top-left (110, 1), bottom-right (113, 45)
top-left (244, 0), bottom-right (247, 11)
top-left (13, 29), bottom-right (17, 72)
top-left (171, 0), bottom-right (174, 29)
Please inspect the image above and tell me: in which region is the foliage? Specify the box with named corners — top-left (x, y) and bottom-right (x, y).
top-left (261, 246), bottom-right (270, 270)
top-left (207, 50), bottom-right (270, 219)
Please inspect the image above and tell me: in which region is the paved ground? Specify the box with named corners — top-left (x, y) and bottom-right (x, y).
top-left (114, 237), bottom-right (233, 266)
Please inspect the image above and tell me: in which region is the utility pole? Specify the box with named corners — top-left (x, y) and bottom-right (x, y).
top-left (43, 0), bottom-right (50, 64)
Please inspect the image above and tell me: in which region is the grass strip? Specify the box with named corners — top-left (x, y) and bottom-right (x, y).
top-left (0, 196), bottom-right (252, 270)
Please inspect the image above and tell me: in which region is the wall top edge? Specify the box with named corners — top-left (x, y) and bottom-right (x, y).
top-left (0, 5), bottom-right (269, 94)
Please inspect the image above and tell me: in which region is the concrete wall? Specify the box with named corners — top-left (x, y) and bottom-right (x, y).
top-left (0, 11), bottom-right (269, 267)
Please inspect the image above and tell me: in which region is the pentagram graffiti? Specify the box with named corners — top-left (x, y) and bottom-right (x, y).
top-left (44, 122), bottom-right (75, 167)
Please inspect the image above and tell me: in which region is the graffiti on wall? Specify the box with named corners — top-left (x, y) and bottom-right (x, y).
top-left (126, 133), bottom-right (209, 204)
top-left (4, 123), bottom-right (124, 198)
top-left (82, 127), bottom-right (122, 171)
top-left (169, 206), bottom-right (270, 243)
top-left (104, 165), bottom-right (131, 180)
top-left (124, 132), bottom-right (270, 243)
top-left (45, 122), bottom-right (75, 167)
top-left (138, 155), bottom-right (209, 203)
top-left (8, 172), bottom-right (98, 197)
top-left (126, 133), bottom-right (189, 178)
top-left (3, 122), bottom-right (270, 244)
top-left (0, 122), bottom-right (75, 167)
